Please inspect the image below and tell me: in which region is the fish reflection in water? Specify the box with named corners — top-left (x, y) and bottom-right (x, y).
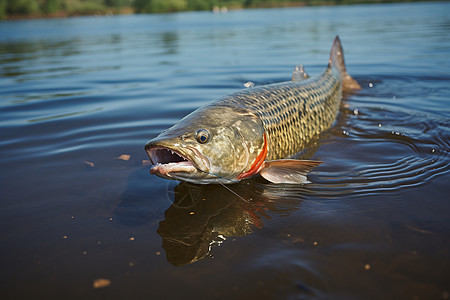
top-left (158, 181), bottom-right (307, 266)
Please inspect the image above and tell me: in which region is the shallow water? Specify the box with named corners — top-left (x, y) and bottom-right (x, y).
top-left (1, 2), bottom-right (449, 299)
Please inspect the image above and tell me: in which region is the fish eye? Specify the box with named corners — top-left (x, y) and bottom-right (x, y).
top-left (195, 129), bottom-right (210, 144)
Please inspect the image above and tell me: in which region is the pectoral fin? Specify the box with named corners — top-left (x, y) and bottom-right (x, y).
top-left (259, 159), bottom-right (322, 184)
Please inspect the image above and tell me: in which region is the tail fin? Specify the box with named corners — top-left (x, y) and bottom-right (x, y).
top-left (329, 36), bottom-right (361, 91)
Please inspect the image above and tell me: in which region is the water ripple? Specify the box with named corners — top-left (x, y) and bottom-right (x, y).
top-left (310, 80), bottom-right (450, 198)
top-left (313, 155), bottom-right (448, 198)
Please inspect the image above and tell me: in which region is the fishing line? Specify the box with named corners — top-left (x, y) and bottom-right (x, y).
top-left (217, 181), bottom-right (248, 202)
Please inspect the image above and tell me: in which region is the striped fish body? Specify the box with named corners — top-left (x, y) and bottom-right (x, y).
top-left (145, 36), bottom-right (360, 184)
top-left (213, 67), bottom-right (342, 161)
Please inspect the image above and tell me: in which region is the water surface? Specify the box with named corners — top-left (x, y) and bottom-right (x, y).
top-left (1, 2), bottom-right (449, 299)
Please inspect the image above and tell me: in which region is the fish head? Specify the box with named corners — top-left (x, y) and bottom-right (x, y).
top-left (145, 105), bottom-right (265, 184)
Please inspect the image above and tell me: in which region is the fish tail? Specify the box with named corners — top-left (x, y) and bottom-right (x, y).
top-left (329, 36), bottom-right (361, 91)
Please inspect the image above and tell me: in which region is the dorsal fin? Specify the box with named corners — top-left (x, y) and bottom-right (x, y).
top-left (292, 64), bottom-right (310, 82)
top-left (329, 36), bottom-right (361, 91)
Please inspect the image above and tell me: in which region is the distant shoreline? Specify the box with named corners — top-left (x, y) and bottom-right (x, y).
top-left (1, 0), bottom-right (441, 21)
top-left (3, 6), bottom-right (135, 21)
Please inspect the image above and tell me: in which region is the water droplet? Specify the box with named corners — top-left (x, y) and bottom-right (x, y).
top-left (244, 81), bottom-right (255, 88)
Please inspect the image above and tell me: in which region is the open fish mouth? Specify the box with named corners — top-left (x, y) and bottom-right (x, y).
top-left (148, 147), bottom-right (188, 165)
top-left (146, 147), bottom-right (197, 178)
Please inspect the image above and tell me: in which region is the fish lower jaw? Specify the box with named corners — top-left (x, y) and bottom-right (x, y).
top-left (150, 161), bottom-right (196, 178)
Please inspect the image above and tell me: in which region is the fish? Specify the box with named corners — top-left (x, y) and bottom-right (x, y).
top-left (145, 36), bottom-right (360, 184)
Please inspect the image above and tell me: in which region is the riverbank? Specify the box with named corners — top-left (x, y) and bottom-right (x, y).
top-left (4, 6), bottom-right (134, 21)
top-left (0, 0), bottom-right (442, 20)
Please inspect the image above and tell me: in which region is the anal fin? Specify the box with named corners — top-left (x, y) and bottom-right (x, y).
top-left (259, 159), bottom-right (322, 184)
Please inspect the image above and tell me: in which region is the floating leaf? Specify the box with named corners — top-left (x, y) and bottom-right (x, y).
top-left (116, 154), bottom-right (131, 161)
top-left (93, 278), bottom-right (111, 289)
top-left (83, 161), bottom-right (95, 168)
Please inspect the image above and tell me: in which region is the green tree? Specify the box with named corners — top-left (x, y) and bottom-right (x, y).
top-left (105, 0), bottom-right (123, 7)
top-left (6, 0), bottom-right (39, 15)
top-left (41, 0), bottom-right (61, 14)
top-left (134, 0), bottom-right (149, 12)
top-left (134, 0), bottom-right (187, 13)
top-left (187, 0), bottom-right (214, 10)
top-left (0, 0), bottom-right (6, 19)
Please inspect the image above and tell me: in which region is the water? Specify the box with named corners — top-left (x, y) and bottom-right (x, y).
top-left (1, 2), bottom-right (449, 299)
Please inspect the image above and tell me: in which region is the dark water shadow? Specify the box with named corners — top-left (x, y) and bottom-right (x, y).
top-left (157, 181), bottom-right (310, 266)
top-left (115, 168), bottom-right (310, 266)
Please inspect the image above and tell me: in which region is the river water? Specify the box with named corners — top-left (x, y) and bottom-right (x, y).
top-left (1, 2), bottom-right (449, 299)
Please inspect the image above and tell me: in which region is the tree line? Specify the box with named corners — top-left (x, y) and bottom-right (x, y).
top-left (0, 0), bottom-right (430, 20)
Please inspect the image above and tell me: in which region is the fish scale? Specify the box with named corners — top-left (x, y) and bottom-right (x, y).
top-left (209, 67), bottom-right (341, 160)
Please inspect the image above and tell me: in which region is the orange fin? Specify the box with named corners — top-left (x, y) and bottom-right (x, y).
top-left (259, 159), bottom-right (322, 184)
